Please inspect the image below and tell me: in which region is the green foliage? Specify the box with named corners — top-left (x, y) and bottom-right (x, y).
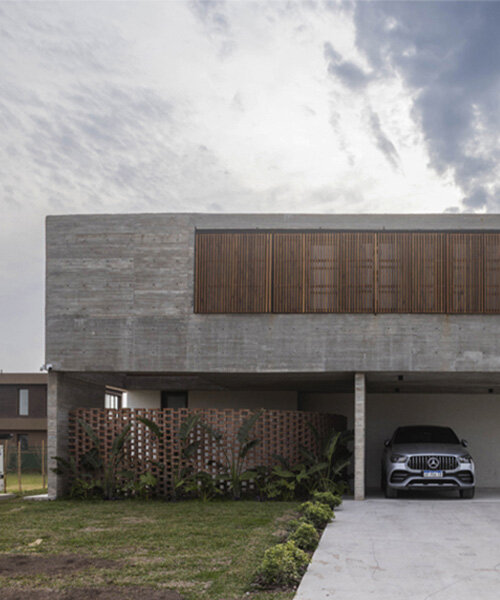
top-left (264, 474), bottom-right (296, 501)
top-left (299, 425), bottom-right (353, 494)
top-left (256, 540), bottom-right (310, 588)
top-left (311, 490), bottom-right (342, 509)
top-left (204, 410), bottom-right (263, 499)
top-left (138, 413), bottom-right (203, 500)
top-left (289, 521), bottom-right (319, 552)
top-left (266, 458), bottom-right (328, 499)
top-left (246, 465), bottom-right (272, 501)
top-left (180, 470), bottom-right (223, 502)
top-left (52, 419), bottom-right (133, 500)
top-left (299, 501), bottom-right (334, 530)
top-left (122, 472), bottom-right (158, 499)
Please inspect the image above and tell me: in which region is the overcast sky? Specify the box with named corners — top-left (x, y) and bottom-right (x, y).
top-left (1, 1), bottom-right (499, 372)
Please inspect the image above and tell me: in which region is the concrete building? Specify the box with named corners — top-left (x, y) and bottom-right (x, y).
top-left (46, 213), bottom-right (500, 498)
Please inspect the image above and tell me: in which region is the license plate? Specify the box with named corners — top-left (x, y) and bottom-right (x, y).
top-left (423, 470), bottom-right (443, 478)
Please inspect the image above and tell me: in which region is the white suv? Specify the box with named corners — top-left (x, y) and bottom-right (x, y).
top-left (381, 425), bottom-right (475, 499)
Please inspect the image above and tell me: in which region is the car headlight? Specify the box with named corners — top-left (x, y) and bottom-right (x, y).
top-left (390, 454), bottom-right (408, 463)
top-left (458, 454), bottom-right (473, 464)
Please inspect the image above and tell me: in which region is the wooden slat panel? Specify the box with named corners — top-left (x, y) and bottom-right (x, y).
top-left (340, 233), bottom-right (375, 312)
top-left (377, 233), bottom-right (412, 313)
top-left (195, 232), bottom-right (272, 313)
top-left (197, 230), bottom-right (499, 315)
top-left (304, 233), bottom-right (342, 312)
top-left (272, 233), bottom-right (304, 312)
top-left (446, 233), bottom-right (484, 313)
top-left (411, 233), bottom-right (446, 313)
top-left (484, 233), bottom-right (500, 313)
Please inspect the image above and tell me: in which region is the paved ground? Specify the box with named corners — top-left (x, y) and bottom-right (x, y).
top-left (295, 489), bottom-right (500, 600)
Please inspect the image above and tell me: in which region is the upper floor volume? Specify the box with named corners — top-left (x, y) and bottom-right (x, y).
top-left (195, 231), bottom-right (500, 315)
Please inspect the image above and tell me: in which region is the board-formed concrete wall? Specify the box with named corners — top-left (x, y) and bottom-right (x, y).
top-left (46, 213), bottom-right (500, 374)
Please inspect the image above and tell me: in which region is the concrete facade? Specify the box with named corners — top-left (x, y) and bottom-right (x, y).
top-left (46, 213), bottom-right (500, 375)
top-left (45, 213), bottom-right (500, 499)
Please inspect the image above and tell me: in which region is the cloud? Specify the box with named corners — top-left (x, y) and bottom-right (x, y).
top-left (353, 1), bottom-right (500, 210)
top-left (323, 41), bottom-right (372, 88)
top-left (368, 110), bottom-right (400, 170)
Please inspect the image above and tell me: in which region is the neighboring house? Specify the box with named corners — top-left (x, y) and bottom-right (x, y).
top-left (0, 373), bottom-right (48, 450)
top-left (45, 213), bottom-right (500, 499)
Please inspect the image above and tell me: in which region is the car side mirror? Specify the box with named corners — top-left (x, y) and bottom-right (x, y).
top-left (461, 439), bottom-right (468, 447)
top-left (384, 439), bottom-right (391, 447)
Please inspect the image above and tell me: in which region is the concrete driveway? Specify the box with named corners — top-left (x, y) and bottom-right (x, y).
top-left (295, 490), bottom-right (500, 600)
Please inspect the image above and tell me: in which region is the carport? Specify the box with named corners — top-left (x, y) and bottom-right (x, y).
top-left (350, 372), bottom-right (500, 500)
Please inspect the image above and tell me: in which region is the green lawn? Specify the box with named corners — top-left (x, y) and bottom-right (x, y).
top-left (5, 472), bottom-right (46, 494)
top-left (0, 497), bottom-right (299, 599)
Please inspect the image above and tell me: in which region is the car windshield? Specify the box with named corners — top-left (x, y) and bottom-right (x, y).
top-left (393, 426), bottom-right (460, 445)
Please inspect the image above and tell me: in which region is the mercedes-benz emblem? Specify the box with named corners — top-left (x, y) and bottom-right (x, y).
top-left (427, 456), bottom-right (440, 469)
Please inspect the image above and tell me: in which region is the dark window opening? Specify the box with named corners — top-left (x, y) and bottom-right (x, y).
top-left (161, 391), bottom-right (187, 409)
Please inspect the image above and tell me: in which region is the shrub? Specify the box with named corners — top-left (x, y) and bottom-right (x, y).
top-left (256, 540), bottom-right (310, 588)
top-left (312, 490), bottom-right (342, 509)
top-left (299, 501), bottom-right (334, 529)
top-left (289, 521), bottom-right (319, 552)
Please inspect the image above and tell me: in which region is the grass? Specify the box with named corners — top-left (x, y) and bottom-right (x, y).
top-left (5, 472), bottom-right (47, 494)
top-left (0, 497), bottom-right (299, 599)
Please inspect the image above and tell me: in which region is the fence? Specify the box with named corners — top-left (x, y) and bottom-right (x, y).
top-left (69, 408), bottom-right (343, 496)
top-left (1, 440), bottom-right (47, 493)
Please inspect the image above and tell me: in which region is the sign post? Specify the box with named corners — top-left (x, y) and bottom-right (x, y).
top-left (0, 444), bottom-right (4, 494)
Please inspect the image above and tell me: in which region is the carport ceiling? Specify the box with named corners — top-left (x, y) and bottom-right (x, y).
top-left (367, 372), bottom-right (500, 394)
top-left (69, 371), bottom-right (500, 394)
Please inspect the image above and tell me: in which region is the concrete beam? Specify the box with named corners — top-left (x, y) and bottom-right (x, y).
top-left (354, 373), bottom-right (366, 500)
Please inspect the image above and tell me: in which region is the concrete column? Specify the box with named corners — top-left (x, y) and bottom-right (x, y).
top-left (47, 372), bottom-right (105, 498)
top-left (354, 372), bottom-right (366, 500)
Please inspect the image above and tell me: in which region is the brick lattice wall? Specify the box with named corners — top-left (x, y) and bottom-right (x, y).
top-left (69, 408), bottom-right (342, 495)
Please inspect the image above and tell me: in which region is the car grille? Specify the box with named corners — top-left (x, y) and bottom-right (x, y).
top-left (408, 455), bottom-right (458, 470)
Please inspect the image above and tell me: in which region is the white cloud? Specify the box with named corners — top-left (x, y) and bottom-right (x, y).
top-left (2, 0), bottom-right (495, 370)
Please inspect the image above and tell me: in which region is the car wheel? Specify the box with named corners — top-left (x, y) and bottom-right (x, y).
top-left (460, 487), bottom-right (475, 499)
top-left (385, 485), bottom-right (398, 499)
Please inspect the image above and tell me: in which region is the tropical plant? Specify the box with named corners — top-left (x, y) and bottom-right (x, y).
top-left (256, 541), bottom-right (310, 588)
top-left (247, 465), bottom-right (272, 501)
top-left (299, 425), bottom-right (353, 494)
top-left (51, 454), bottom-right (101, 499)
top-left (180, 470), bottom-right (223, 501)
top-left (79, 418), bottom-right (133, 500)
top-left (267, 457), bottom-right (328, 499)
top-left (205, 410), bottom-right (263, 499)
top-left (122, 471), bottom-right (158, 499)
top-left (53, 418), bottom-right (132, 500)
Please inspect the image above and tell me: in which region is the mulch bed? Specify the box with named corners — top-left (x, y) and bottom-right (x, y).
top-left (0, 554), bottom-right (117, 576)
top-left (2, 588), bottom-right (183, 600)
top-left (0, 555), bottom-right (184, 600)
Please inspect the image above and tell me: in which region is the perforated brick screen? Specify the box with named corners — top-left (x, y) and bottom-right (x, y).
top-left (69, 408), bottom-right (343, 496)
